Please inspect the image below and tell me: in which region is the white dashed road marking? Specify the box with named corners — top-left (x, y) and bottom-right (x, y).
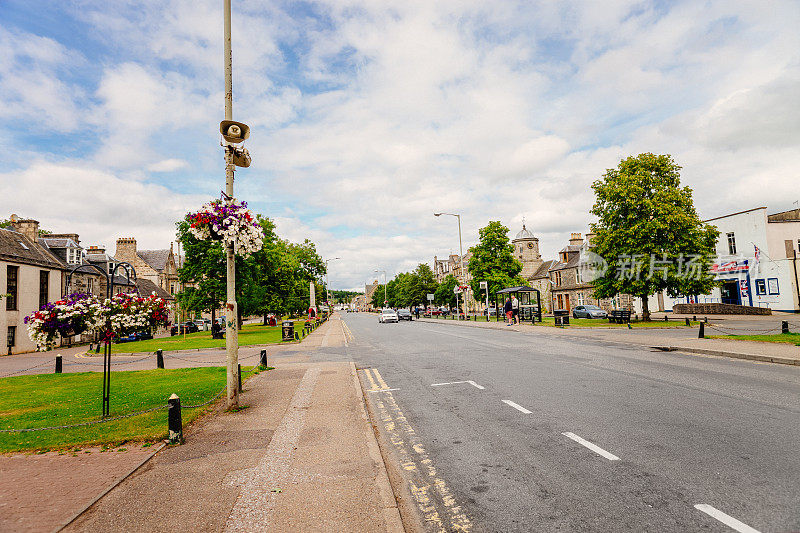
top-left (562, 432), bottom-right (620, 461)
top-left (431, 380), bottom-right (485, 390)
top-left (694, 504), bottom-right (761, 533)
top-left (501, 399), bottom-right (532, 414)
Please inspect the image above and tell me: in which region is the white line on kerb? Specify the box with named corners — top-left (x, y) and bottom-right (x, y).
top-left (561, 432), bottom-right (620, 461)
top-left (431, 380), bottom-right (485, 390)
top-left (501, 400), bottom-right (532, 414)
top-left (694, 504), bottom-right (761, 533)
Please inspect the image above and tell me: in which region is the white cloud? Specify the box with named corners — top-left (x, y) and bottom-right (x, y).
top-left (2, 0), bottom-right (799, 290)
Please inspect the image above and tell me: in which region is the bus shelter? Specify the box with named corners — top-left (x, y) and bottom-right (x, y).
top-left (495, 286), bottom-right (542, 323)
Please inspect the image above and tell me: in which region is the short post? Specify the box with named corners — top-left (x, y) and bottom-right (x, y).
top-left (260, 349), bottom-right (267, 367)
top-left (685, 317), bottom-right (690, 326)
top-left (156, 349), bottom-right (164, 369)
top-left (782, 320), bottom-right (789, 334)
top-left (167, 394), bottom-right (183, 444)
top-left (664, 315), bottom-right (668, 322)
top-left (693, 315), bottom-right (697, 321)
top-left (294, 332), bottom-right (299, 341)
top-left (699, 322), bottom-right (705, 339)
top-left (55, 354), bottom-right (62, 374)
top-left (704, 317), bottom-right (708, 323)
top-left (95, 344), bottom-right (101, 354)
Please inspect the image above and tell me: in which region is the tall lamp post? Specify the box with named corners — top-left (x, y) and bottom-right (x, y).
top-left (374, 269), bottom-right (387, 307)
top-left (434, 212), bottom-right (466, 319)
top-left (220, 0), bottom-right (253, 409)
top-left (325, 257), bottom-right (341, 309)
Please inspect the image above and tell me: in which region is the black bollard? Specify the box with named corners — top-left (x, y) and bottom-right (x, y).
top-left (664, 315), bottom-right (668, 322)
top-left (782, 321), bottom-right (789, 334)
top-left (95, 343), bottom-right (101, 354)
top-left (294, 332), bottom-right (299, 341)
top-left (699, 322), bottom-right (705, 339)
top-left (260, 349), bottom-right (268, 367)
top-left (238, 363), bottom-right (242, 393)
top-left (55, 354), bottom-right (62, 374)
top-left (167, 394), bottom-right (183, 444)
top-left (685, 317), bottom-right (690, 326)
top-left (704, 317), bottom-right (708, 323)
top-left (156, 349), bottom-right (164, 369)
top-left (693, 315), bottom-right (697, 321)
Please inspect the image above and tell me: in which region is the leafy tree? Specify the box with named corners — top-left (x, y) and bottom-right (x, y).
top-left (329, 289), bottom-right (361, 303)
top-left (468, 221), bottom-right (525, 300)
top-left (434, 274), bottom-right (459, 308)
top-left (405, 264), bottom-right (438, 309)
top-left (590, 153), bottom-right (719, 320)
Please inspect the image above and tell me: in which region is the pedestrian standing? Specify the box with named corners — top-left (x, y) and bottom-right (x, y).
top-left (511, 295), bottom-right (519, 324)
top-left (504, 297), bottom-right (513, 325)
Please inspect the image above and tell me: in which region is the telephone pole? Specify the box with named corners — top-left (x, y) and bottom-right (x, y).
top-left (223, 0), bottom-right (239, 408)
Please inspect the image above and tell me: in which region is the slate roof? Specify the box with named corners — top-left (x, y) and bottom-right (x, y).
top-left (530, 260), bottom-right (555, 279)
top-left (549, 253), bottom-right (581, 272)
top-left (136, 278), bottom-right (174, 300)
top-left (40, 237), bottom-right (79, 249)
top-left (0, 228), bottom-right (66, 270)
top-left (137, 249), bottom-right (170, 272)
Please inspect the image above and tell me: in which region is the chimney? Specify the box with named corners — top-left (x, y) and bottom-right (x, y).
top-left (584, 232), bottom-right (595, 247)
top-left (86, 245), bottom-right (106, 255)
top-left (569, 232), bottom-right (583, 246)
top-left (115, 237), bottom-right (137, 264)
top-left (9, 215), bottom-right (40, 244)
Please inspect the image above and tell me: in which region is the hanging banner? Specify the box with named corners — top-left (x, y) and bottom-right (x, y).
top-left (711, 259), bottom-right (749, 274)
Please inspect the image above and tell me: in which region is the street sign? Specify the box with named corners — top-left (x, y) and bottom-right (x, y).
top-left (479, 281), bottom-right (487, 290)
top-left (427, 293), bottom-right (434, 301)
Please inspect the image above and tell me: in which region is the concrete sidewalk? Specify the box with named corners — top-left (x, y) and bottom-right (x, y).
top-left (418, 317), bottom-right (800, 366)
top-left (1, 318), bottom-right (406, 533)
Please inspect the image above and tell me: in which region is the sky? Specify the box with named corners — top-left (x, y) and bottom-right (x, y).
top-left (1, 0), bottom-right (798, 291)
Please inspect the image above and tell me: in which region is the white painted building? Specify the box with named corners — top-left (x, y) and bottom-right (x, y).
top-left (660, 207), bottom-right (800, 313)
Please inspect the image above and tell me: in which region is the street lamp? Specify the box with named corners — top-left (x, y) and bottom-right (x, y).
top-left (374, 269), bottom-right (387, 308)
top-left (325, 257), bottom-right (341, 309)
top-left (434, 212), bottom-right (466, 319)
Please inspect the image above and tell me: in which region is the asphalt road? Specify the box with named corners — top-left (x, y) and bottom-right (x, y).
top-left (327, 313), bottom-right (800, 532)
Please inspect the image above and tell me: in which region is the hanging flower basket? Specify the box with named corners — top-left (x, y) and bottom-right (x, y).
top-left (187, 197), bottom-right (264, 257)
top-left (25, 292), bottom-right (171, 351)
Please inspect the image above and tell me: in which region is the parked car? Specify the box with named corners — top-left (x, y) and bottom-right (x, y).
top-left (171, 321), bottom-right (200, 335)
top-left (378, 308), bottom-right (399, 323)
top-left (397, 309), bottom-right (413, 321)
top-left (194, 319), bottom-right (208, 331)
top-left (572, 304), bottom-right (608, 319)
top-left (115, 330), bottom-right (153, 343)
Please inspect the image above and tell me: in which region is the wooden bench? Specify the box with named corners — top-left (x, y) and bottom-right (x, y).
top-left (608, 309), bottom-right (631, 324)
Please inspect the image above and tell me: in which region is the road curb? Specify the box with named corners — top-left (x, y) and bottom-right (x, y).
top-left (655, 346), bottom-right (800, 366)
top-left (54, 442), bottom-right (166, 532)
top-left (350, 362), bottom-right (408, 533)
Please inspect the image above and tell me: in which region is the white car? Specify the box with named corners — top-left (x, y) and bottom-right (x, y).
top-left (379, 308), bottom-right (399, 323)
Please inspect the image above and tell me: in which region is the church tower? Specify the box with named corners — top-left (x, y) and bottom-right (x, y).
top-left (512, 222), bottom-right (543, 280)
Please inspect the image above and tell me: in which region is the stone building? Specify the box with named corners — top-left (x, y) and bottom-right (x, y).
top-left (549, 232), bottom-right (633, 313)
top-left (1, 218), bottom-right (65, 354)
top-left (114, 238), bottom-right (182, 296)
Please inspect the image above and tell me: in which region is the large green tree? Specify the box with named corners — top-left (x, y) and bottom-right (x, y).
top-left (468, 221), bottom-right (525, 299)
top-left (434, 274), bottom-right (459, 308)
top-left (590, 153), bottom-right (719, 320)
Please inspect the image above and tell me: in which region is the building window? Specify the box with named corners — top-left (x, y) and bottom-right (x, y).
top-left (577, 292), bottom-right (585, 305)
top-left (7, 326), bottom-right (15, 349)
top-left (6, 266), bottom-right (18, 310)
top-left (727, 232), bottom-right (736, 255)
top-left (87, 277), bottom-right (94, 294)
top-left (39, 270), bottom-right (49, 309)
top-left (170, 283), bottom-right (176, 294)
top-left (576, 268), bottom-right (582, 284)
top-left (553, 271), bottom-right (562, 287)
top-left (755, 279), bottom-right (766, 295)
top-left (767, 278), bottom-right (779, 295)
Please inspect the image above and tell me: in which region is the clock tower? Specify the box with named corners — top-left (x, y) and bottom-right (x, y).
top-left (512, 222), bottom-right (543, 279)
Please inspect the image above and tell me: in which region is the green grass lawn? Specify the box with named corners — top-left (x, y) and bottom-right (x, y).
top-left (110, 323), bottom-right (308, 354)
top-left (427, 315), bottom-right (698, 328)
top-left (707, 332), bottom-right (800, 345)
top-left (0, 366), bottom-right (262, 453)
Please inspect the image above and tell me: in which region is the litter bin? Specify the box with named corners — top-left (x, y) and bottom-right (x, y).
top-left (281, 320), bottom-right (294, 342)
top-left (554, 309), bottom-right (570, 326)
